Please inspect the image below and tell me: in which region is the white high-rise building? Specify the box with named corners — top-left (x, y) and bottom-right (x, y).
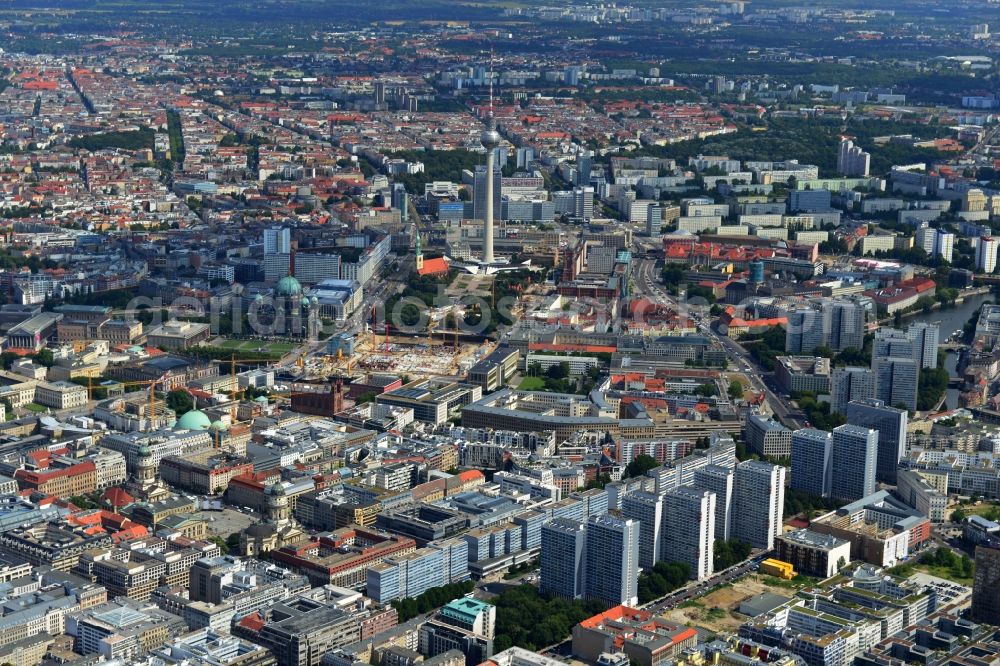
top-left (872, 356), bottom-right (919, 412)
top-left (732, 461), bottom-right (785, 551)
top-left (540, 518), bottom-right (586, 600)
top-left (846, 399), bottom-right (908, 485)
top-left (873, 328), bottom-right (914, 358)
top-left (572, 186), bottom-right (595, 220)
top-left (907, 322), bottom-right (940, 370)
top-left (824, 300), bottom-right (865, 352)
top-left (263, 227), bottom-right (291, 255)
top-left (584, 514), bottom-right (639, 607)
top-left (790, 428), bottom-right (832, 498)
top-left (662, 487), bottom-right (716, 581)
top-left (830, 424), bottom-right (878, 502)
top-left (837, 139), bottom-right (871, 177)
top-left (693, 465), bottom-right (733, 541)
top-left (785, 305), bottom-right (826, 354)
top-left (620, 491), bottom-right (663, 570)
top-left (935, 229), bottom-right (954, 263)
top-left (977, 236), bottom-right (998, 273)
top-left (915, 225), bottom-right (936, 256)
top-left (830, 367), bottom-right (874, 415)
top-left (871, 329), bottom-right (919, 411)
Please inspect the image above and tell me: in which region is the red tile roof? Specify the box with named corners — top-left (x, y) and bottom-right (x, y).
top-left (417, 257), bottom-right (450, 276)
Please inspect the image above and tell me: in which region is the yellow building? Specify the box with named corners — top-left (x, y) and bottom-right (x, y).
top-left (760, 558), bottom-right (795, 580)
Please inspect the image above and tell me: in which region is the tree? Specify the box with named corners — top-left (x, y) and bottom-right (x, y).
top-left (545, 362), bottom-right (571, 380)
top-left (714, 539), bottom-right (752, 570)
top-left (728, 381), bottom-right (744, 399)
top-left (32, 348), bottom-right (54, 367)
top-left (69, 495), bottom-right (98, 510)
top-left (694, 382), bottom-right (718, 397)
top-left (624, 454), bottom-right (659, 479)
top-left (166, 389), bottom-right (194, 415)
top-left (917, 365), bottom-right (950, 411)
top-left (951, 507), bottom-right (967, 523)
top-left (637, 560), bottom-right (691, 604)
top-left (209, 535), bottom-right (229, 554)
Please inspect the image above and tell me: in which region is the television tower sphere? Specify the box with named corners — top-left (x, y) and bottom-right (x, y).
top-left (481, 124), bottom-right (501, 150)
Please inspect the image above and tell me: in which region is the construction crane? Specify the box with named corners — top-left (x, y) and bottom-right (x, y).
top-left (427, 318), bottom-right (438, 349)
top-left (335, 348), bottom-right (353, 376)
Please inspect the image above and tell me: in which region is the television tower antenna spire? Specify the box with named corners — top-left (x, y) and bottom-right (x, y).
top-left (488, 47), bottom-right (495, 126)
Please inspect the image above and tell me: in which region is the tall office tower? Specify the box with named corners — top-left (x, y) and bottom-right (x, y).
top-left (906, 322), bottom-right (940, 370)
top-left (977, 236), bottom-right (998, 273)
top-left (873, 328), bottom-right (914, 359)
top-left (846, 399), bottom-right (908, 485)
top-left (516, 147), bottom-right (536, 169)
top-left (540, 518), bottom-right (586, 600)
top-left (830, 424), bottom-right (878, 502)
top-left (824, 301), bottom-right (865, 352)
top-left (373, 81), bottom-right (386, 105)
top-left (646, 204), bottom-right (663, 237)
top-left (263, 227), bottom-right (291, 255)
top-left (836, 138), bottom-right (871, 177)
top-left (584, 514), bottom-right (639, 608)
top-left (784, 306), bottom-right (825, 354)
top-left (790, 428), bottom-right (832, 498)
top-left (620, 491), bottom-right (663, 570)
top-left (872, 356), bottom-right (919, 412)
top-left (830, 367), bottom-right (874, 415)
top-left (693, 465), bottom-right (733, 541)
top-left (472, 165), bottom-right (502, 236)
top-left (577, 151), bottom-right (593, 186)
top-left (662, 488), bottom-right (716, 581)
top-left (572, 186), bottom-right (595, 221)
top-left (732, 461), bottom-right (785, 551)
top-left (972, 543), bottom-right (1000, 624)
top-left (391, 183), bottom-right (409, 223)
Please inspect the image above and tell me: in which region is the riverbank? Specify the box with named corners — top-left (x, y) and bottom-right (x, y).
top-left (905, 290), bottom-right (995, 410)
top-left (876, 286), bottom-right (992, 326)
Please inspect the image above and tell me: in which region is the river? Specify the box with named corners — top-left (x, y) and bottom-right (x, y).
top-left (905, 292), bottom-right (994, 409)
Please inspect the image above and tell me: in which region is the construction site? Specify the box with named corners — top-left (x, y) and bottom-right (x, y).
top-left (292, 328), bottom-right (497, 383)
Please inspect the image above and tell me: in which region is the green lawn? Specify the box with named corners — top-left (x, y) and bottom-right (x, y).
top-left (23, 403), bottom-right (47, 413)
top-left (759, 574), bottom-right (817, 590)
top-left (518, 376), bottom-right (546, 390)
top-left (914, 564), bottom-right (974, 586)
top-left (215, 339), bottom-right (297, 355)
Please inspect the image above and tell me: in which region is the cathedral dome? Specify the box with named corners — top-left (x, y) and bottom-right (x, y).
top-left (174, 410), bottom-right (212, 431)
top-left (275, 275), bottom-right (303, 297)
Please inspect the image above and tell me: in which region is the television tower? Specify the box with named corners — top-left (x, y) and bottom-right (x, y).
top-left (480, 55), bottom-right (499, 265)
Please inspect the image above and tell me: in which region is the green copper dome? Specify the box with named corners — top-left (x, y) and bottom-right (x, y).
top-left (275, 275), bottom-right (303, 297)
top-left (174, 410), bottom-right (212, 431)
